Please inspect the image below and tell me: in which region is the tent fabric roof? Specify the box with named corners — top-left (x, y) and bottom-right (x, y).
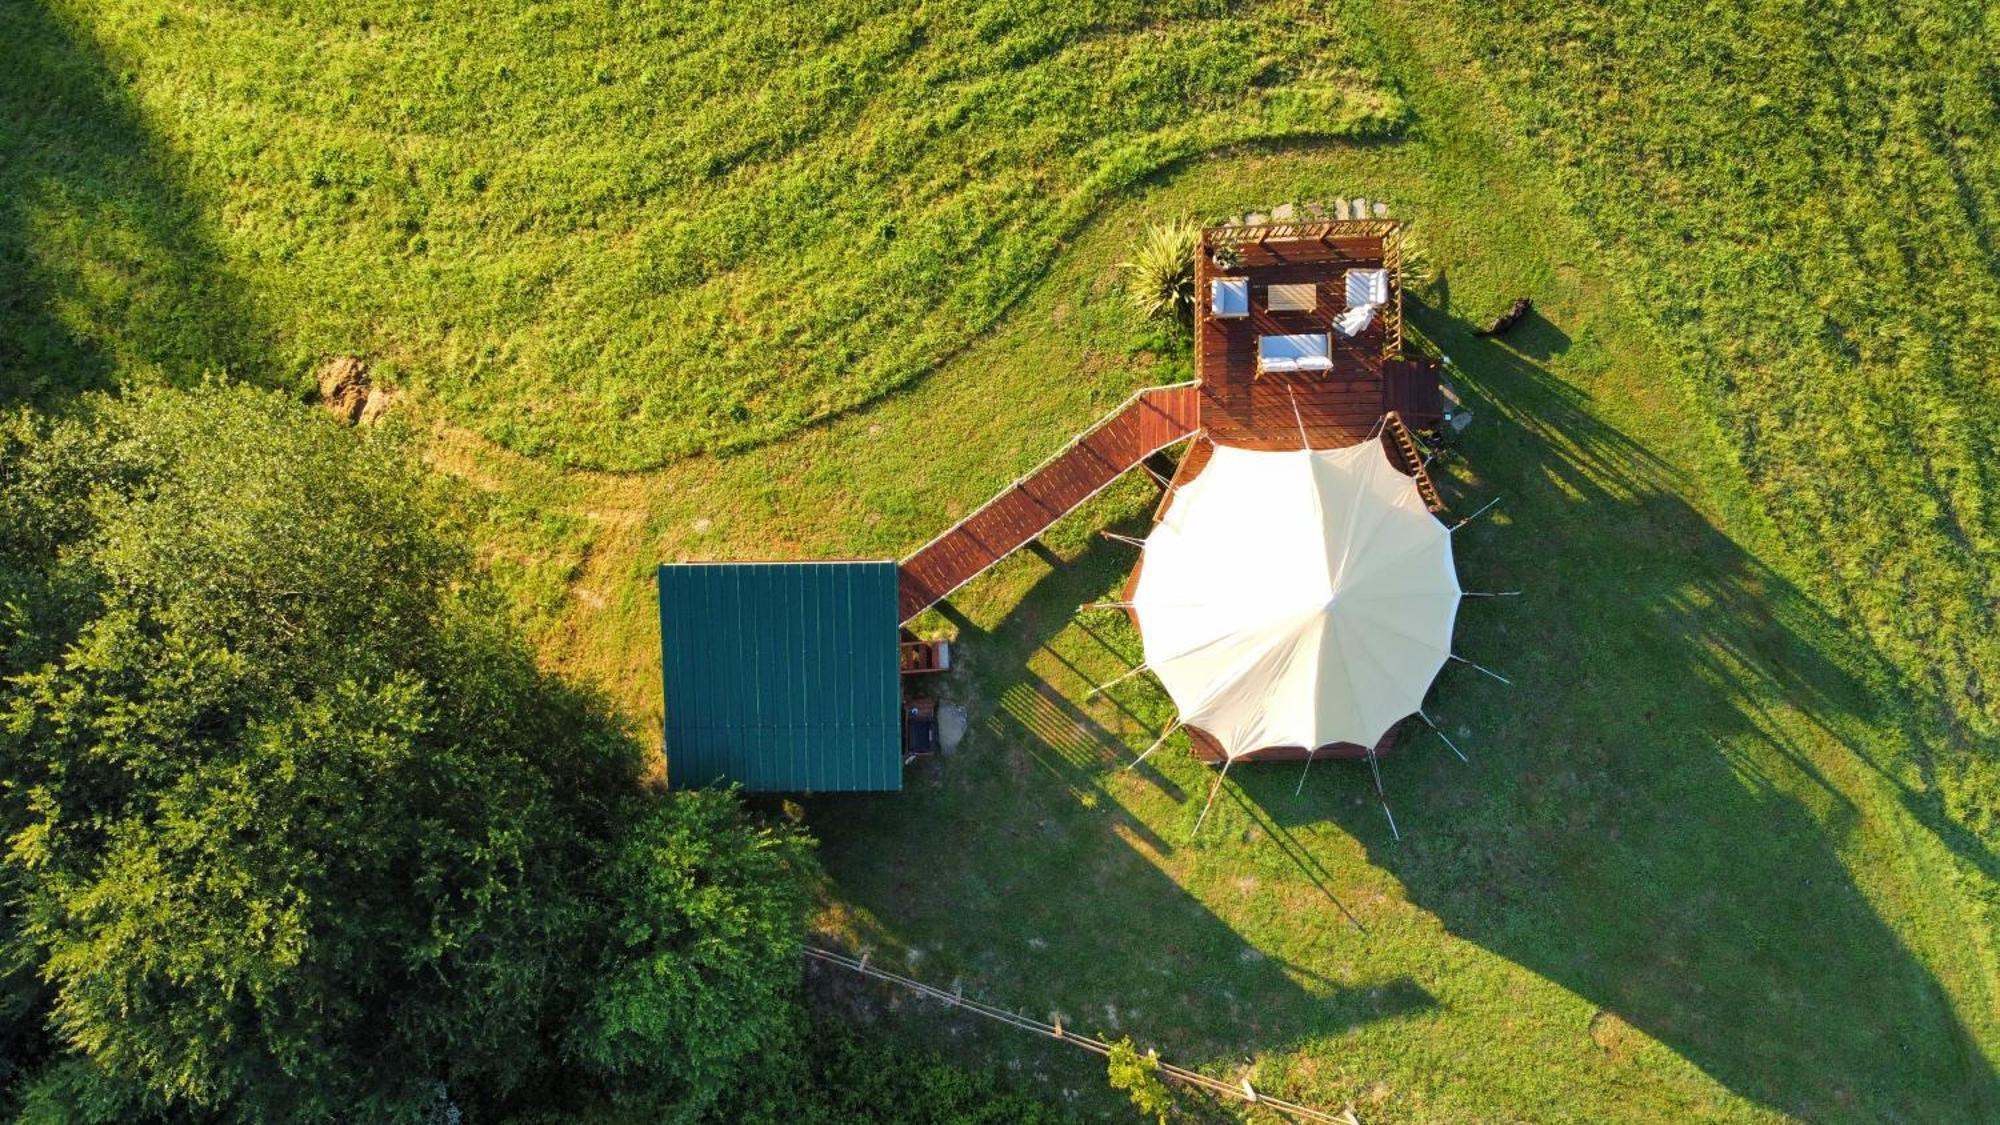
top-left (658, 561), bottom-right (902, 792)
top-left (1133, 442), bottom-right (1459, 756)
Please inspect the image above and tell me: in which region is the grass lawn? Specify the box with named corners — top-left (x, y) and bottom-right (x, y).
top-left (5, 0), bottom-right (1996, 1121)
top-left (4, 0), bottom-right (1395, 467)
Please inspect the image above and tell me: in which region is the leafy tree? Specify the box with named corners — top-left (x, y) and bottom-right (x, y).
top-left (565, 791), bottom-right (811, 1114)
top-left (1104, 1036), bottom-right (1173, 1124)
top-left (0, 387), bottom-right (810, 1121)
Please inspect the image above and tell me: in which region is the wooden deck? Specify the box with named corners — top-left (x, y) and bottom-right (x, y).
top-left (898, 221), bottom-right (1443, 628)
top-left (897, 384), bottom-right (1200, 621)
top-left (1197, 236), bottom-right (1385, 450)
top-left (1195, 233), bottom-right (1439, 449)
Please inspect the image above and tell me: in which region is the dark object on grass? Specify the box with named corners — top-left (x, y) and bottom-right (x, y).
top-left (1473, 297), bottom-right (1532, 337)
top-left (904, 697), bottom-right (939, 759)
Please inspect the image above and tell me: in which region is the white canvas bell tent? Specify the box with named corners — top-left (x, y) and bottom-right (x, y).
top-left (1129, 439), bottom-right (1461, 768)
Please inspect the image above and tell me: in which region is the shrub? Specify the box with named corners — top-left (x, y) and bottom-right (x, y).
top-left (1121, 218), bottom-right (1202, 327)
top-left (1104, 1036), bottom-right (1173, 1124)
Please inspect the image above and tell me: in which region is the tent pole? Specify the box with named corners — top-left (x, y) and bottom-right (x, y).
top-left (1449, 495), bottom-right (1502, 533)
top-left (1192, 758), bottom-right (1234, 837)
top-left (1287, 386), bottom-right (1313, 451)
top-left (1086, 662), bottom-right (1151, 698)
top-left (1364, 745), bottom-right (1401, 842)
top-left (1418, 709), bottom-right (1469, 763)
top-left (1125, 720), bottom-right (1180, 770)
top-left (1451, 653), bottom-right (1513, 685)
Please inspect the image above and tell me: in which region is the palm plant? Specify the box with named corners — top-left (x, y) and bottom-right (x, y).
top-left (1121, 217), bottom-right (1202, 325)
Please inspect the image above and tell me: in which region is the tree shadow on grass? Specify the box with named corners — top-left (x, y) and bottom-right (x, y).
top-left (1231, 302), bottom-right (1997, 1122)
top-left (805, 521), bottom-right (1430, 1097)
top-left (0, 4), bottom-right (267, 407)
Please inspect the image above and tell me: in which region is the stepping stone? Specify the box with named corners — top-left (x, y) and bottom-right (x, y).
top-left (1246, 211), bottom-right (1269, 225)
top-left (1305, 201), bottom-right (1327, 219)
top-left (1271, 203), bottom-right (1295, 221)
top-left (1351, 197), bottom-right (1368, 219)
top-left (939, 704), bottom-right (967, 754)
top-left (1335, 198), bottom-right (1352, 219)
top-left (1372, 201), bottom-right (1390, 218)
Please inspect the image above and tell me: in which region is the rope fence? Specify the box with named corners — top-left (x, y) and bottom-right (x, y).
top-left (805, 944), bottom-right (1360, 1124)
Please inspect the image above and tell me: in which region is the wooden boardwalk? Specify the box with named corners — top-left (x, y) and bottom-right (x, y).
top-left (897, 384), bottom-right (1201, 621)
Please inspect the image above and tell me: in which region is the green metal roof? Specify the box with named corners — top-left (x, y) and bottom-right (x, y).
top-left (658, 561), bottom-right (902, 792)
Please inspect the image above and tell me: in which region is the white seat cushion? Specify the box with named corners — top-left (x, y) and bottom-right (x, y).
top-left (1346, 268), bottom-right (1389, 308)
top-left (1211, 277), bottom-right (1250, 318)
top-left (1335, 303), bottom-right (1379, 337)
top-left (1258, 333), bottom-right (1332, 371)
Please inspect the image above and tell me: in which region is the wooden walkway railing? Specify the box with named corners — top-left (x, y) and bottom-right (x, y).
top-left (898, 383), bottom-right (1201, 621)
top-left (1381, 411), bottom-right (1443, 512)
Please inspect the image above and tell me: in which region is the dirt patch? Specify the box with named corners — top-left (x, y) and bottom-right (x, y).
top-left (314, 356), bottom-right (396, 425)
top-left (1587, 1009), bottom-right (1638, 1062)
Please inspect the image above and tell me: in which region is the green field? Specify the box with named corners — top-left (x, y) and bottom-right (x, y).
top-left (4, 0), bottom-right (1395, 467)
top-left (4, 0), bottom-right (1996, 1120)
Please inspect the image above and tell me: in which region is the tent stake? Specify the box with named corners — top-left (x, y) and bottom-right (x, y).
top-left (1287, 386), bottom-right (1313, 452)
top-left (1086, 662), bottom-right (1151, 698)
top-left (1449, 495), bottom-right (1502, 533)
top-left (1125, 720), bottom-right (1180, 770)
top-left (1451, 653), bottom-right (1513, 685)
top-left (1192, 758), bottom-right (1234, 837)
top-left (1418, 709), bottom-right (1469, 763)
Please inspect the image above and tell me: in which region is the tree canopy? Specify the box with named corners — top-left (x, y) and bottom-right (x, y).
top-left (0, 386), bottom-right (811, 1121)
